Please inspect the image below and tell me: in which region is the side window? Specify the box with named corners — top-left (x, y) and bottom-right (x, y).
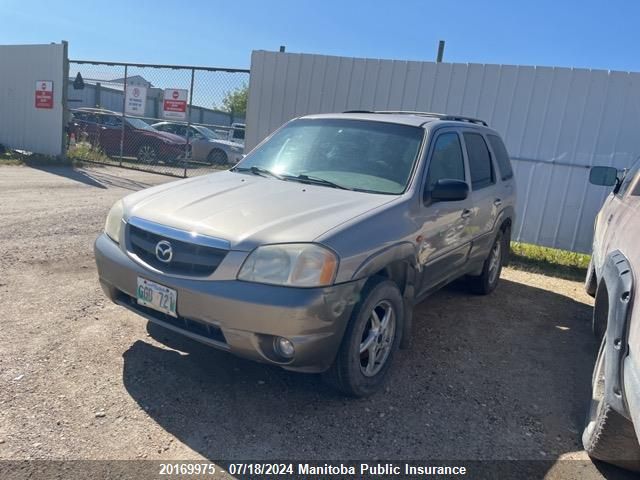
top-left (618, 158), bottom-right (640, 197)
top-left (425, 132), bottom-right (465, 191)
top-left (487, 134), bottom-right (513, 180)
top-left (464, 132), bottom-right (494, 190)
top-left (76, 112), bottom-right (97, 124)
top-left (189, 127), bottom-right (203, 139)
top-left (173, 125), bottom-right (187, 137)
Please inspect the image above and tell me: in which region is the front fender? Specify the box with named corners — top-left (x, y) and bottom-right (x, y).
top-left (600, 250), bottom-right (634, 419)
top-left (350, 242), bottom-right (417, 282)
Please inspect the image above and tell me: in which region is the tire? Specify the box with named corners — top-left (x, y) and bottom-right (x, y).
top-left (582, 337), bottom-right (640, 471)
top-left (323, 278), bottom-right (404, 397)
top-left (468, 230), bottom-right (505, 295)
top-left (137, 144), bottom-right (158, 164)
top-left (585, 258), bottom-right (598, 297)
top-left (207, 148), bottom-right (228, 165)
top-left (593, 282), bottom-right (608, 342)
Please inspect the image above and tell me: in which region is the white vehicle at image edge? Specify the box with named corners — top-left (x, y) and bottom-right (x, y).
top-left (582, 160), bottom-right (640, 471)
top-left (94, 111), bottom-right (516, 397)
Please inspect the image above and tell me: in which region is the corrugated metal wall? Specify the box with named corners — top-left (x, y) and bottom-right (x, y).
top-left (246, 50), bottom-right (640, 253)
top-left (0, 43), bottom-right (65, 156)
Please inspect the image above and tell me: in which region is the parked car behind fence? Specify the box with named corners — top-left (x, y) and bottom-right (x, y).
top-left (151, 122), bottom-right (244, 165)
top-left (70, 108), bottom-right (190, 164)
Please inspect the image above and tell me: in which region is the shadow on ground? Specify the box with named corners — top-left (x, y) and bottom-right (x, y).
top-left (24, 163), bottom-right (157, 191)
top-left (121, 277), bottom-right (632, 478)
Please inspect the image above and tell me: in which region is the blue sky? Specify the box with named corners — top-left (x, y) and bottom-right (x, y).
top-left (2, 0), bottom-right (640, 72)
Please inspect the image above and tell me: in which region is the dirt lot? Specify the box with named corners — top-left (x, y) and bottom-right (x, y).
top-left (0, 165), bottom-right (635, 479)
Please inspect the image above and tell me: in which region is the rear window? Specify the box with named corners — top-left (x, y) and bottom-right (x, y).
top-left (464, 133), bottom-right (494, 190)
top-left (487, 134), bottom-right (513, 180)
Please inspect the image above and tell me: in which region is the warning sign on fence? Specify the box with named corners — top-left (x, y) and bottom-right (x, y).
top-left (125, 85), bottom-right (147, 115)
top-left (35, 81), bottom-right (53, 109)
top-left (163, 89), bottom-right (188, 120)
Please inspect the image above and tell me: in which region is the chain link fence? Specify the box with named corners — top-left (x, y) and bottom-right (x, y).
top-left (65, 60), bottom-right (249, 177)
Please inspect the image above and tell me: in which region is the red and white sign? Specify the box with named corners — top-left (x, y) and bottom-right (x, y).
top-left (35, 80), bottom-right (54, 109)
top-left (125, 85), bottom-right (147, 115)
top-left (163, 89), bottom-right (188, 120)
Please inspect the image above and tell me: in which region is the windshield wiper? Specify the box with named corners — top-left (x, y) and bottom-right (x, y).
top-left (233, 166), bottom-right (283, 180)
top-left (283, 173), bottom-right (353, 191)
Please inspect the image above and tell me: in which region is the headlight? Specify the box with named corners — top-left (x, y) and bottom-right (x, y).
top-left (238, 244), bottom-right (338, 287)
top-left (104, 200), bottom-right (124, 243)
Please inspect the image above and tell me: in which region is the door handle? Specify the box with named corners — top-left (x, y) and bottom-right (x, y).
top-left (494, 198), bottom-right (502, 207)
top-left (461, 209), bottom-right (472, 219)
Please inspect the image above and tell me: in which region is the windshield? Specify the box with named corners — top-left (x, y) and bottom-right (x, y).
top-left (126, 118), bottom-right (155, 131)
top-left (194, 125), bottom-right (224, 140)
top-left (236, 118), bottom-right (423, 194)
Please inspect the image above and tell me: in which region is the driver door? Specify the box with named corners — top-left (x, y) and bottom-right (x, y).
top-left (416, 129), bottom-right (473, 296)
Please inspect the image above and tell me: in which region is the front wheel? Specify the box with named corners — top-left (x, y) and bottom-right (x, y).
top-left (582, 337), bottom-right (640, 471)
top-left (137, 144), bottom-right (158, 164)
top-left (323, 278), bottom-right (404, 397)
top-left (207, 148), bottom-right (228, 165)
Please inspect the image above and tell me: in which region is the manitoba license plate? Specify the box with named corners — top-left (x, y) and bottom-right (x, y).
top-left (136, 277), bottom-right (177, 317)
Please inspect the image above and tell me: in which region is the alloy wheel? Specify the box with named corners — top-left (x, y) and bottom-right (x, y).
top-left (488, 240), bottom-right (502, 285)
top-left (138, 145), bottom-right (157, 164)
top-left (359, 300), bottom-right (396, 377)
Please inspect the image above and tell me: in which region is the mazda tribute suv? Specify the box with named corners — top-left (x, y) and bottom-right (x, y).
top-left (94, 111), bottom-right (516, 396)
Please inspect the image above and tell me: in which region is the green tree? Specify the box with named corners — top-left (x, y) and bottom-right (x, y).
top-left (220, 84), bottom-right (248, 119)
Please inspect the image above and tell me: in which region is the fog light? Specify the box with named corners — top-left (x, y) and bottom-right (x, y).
top-left (274, 337), bottom-right (295, 358)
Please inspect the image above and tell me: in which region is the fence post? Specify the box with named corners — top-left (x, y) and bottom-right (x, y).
top-left (95, 82), bottom-right (102, 107)
top-left (184, 68), bottom-right (195, 178)
top-left (119, 65), bottom-right (127, 167)
top-left (60, 40), bottom-right (69, 159)
top-left (436, 40), bottom-right (445, 63)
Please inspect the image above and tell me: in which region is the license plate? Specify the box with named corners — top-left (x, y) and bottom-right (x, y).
top-left (136, 277), bottom-right (177, 317)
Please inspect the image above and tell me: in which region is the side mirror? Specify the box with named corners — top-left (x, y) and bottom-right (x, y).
top-left (428, 179), bottom-right (469, 203)
top-left (589, 166), bottom-right (618, 187)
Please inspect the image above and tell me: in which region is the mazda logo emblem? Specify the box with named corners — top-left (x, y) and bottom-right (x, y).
top-left (155, 240), bottom-right (173, 263)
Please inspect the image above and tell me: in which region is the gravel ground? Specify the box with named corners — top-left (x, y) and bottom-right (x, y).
top-left (0, 165), bottom-right (635, 479)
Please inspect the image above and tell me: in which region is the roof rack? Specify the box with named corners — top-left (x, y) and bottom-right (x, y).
top-left (342, 110), bottom-right (488, 126)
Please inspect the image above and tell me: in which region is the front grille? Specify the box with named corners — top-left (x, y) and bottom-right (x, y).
top-left (119, 292), bottom-right (227, 344)
top-left (128, 224), bottom-right (227, 277)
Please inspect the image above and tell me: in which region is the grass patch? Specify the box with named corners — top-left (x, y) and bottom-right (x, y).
top-left (0, 150), bottom-right (69, 165)
top-left (66, 143), bottom-right (112, 164)
top-left (0, 144), bottom-right (103, 167)
top-left (509, 242), bottom-right (590, 282)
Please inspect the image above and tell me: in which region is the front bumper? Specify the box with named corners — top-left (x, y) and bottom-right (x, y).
top-left (94, 234), bottom-right (363, 372)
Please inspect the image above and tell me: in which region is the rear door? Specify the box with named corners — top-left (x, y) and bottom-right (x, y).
top-left (462, 131), bottom-right (500, 259)
top-left (75, 111), bottom-right (100, 145)
top-left (416, 129), bottom-right (474, 295)
top-left (97, 114), bottom-right (123, 155)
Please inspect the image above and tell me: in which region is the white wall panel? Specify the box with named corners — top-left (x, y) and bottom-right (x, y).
top-left (246, 50), bottom-right (640, 252)
top-left (0, 43), bottom-right (65, 156)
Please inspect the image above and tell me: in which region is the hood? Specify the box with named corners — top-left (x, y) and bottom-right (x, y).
top-left (145, 129), bottom-right (186, 144)
top-left (123, 171), bottom-right (396, 251)
top-left (208, 139), bottom-right (243, 149)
